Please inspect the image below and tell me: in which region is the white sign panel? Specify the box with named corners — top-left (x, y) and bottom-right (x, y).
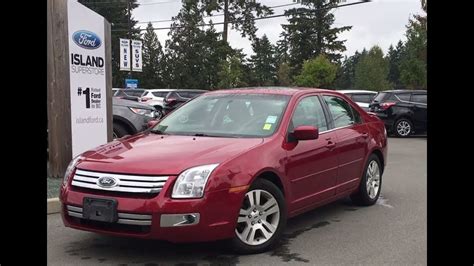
top-left (132, 40), bottom-right (143, 72)
top-left (120, 38), bottom-right (130, 71)
top-left (68, 0), bottom-right (108, 157)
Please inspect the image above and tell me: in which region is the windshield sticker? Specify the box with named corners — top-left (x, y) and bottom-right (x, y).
top-left (263, 123), bottom-right (272, 130)
top-left (265, 115), bottom-right (278, 124)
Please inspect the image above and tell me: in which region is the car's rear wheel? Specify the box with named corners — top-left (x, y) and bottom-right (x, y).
top-left (394, 118), bottom-right (413, 137)
top-left (230, 179), bottom-right (286, 254)
top-left (351, 154), bottom-right (382, 206)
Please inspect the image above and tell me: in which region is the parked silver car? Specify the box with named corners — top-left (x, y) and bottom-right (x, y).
top-left (113, 98), bottom-right (158, 138)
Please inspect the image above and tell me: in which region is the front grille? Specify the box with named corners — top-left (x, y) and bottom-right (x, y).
top-left (66, 205), bottom-right (152, 226)
top-left (72, 169), bottom-right (169, 194)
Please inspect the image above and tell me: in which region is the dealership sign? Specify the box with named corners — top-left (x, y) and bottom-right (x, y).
top-left (68, 0), bottom-right (108, 157)
top-left (120, 38), bottom-right (142, 72)
top-left (119, 38), bottom-right (130, 71)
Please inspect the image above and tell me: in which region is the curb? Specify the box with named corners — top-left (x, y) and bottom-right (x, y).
top-left (47, 198), bottom-right (61, 214)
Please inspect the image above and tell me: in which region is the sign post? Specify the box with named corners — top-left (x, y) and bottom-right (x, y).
top-left (47, 0), bottom-right (112, 177)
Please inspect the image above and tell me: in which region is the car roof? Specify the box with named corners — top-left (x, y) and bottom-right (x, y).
top-left (337, 90), bottom-right (377, 94)
top-left (146, 89), bottom-right (177, 92)
top-left (205, 87), bottom-right (337, 96)
top-left (380, 89), bottom-right (427, 93)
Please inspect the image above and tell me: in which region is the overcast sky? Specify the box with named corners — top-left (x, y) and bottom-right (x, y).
top-left (133, 0), bottom-right (423, 57)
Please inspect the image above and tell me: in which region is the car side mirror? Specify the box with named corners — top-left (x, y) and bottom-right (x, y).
top-left (293, 125), bottom-right (319, 140)
top-left (147, 120), bottom-right (159, 129)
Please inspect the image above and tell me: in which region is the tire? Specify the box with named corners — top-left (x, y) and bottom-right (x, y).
top-left (351, 154), bottom-right (382, 206)
top-left (113, 123), bottom-right (130, 139)
top-left (393, 118), bottom-right (413, 137)
top-left (229, 179), bottom-right (287, 254)
top-left (154, 106), bottom-right (163, 120)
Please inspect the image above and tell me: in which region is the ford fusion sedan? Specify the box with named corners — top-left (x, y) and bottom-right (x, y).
top-left (60, 87), bottom-right (387, 253)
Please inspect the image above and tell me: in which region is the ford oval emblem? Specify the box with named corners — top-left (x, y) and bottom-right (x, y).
top-left (72, 30), bottom-right (102, 50)
top-left (97, 176), bottom-right (118, 188)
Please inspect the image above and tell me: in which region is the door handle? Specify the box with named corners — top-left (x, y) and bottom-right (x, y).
top-left (326, 140), bottom-right (336, 149)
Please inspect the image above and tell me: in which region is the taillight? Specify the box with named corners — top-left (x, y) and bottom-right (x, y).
top-left (141, 97), bottom-right (152, 102)
top-left (165, 98), bottom-right (177, 103)
top-left (380, 102), bottom-right (396, 110)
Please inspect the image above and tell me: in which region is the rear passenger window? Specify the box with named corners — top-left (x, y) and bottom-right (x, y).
top-left (323, 96), bottom-right (355, 128)
top-left (352, 94), bottom-right (374, 103)
top-left (395, 93), bottom-right (410, 101)
top-left (411, 94), bottom-right (427, 104)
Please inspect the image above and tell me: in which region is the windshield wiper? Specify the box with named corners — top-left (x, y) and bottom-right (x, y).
top-left (150, 129), bottom-right (167, 135)
top-left (192, 133), bottom-right (225, 137)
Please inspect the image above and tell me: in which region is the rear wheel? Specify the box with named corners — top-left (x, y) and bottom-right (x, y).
top-left (394, 118), bottom-right (413, 137)
top-left (230, 179), bottom-right (287, 254)
top-left (154, 106), bottom-right (163, 119)
top-left (351, 154), bottom-right (382, 206)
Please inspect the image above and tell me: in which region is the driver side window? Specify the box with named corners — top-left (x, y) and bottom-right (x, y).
top-left (290, 96), bottom-right (328, 132)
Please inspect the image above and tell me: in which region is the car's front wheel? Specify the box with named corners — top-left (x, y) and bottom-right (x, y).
top-left (230, 179), bottom-right (287, 254)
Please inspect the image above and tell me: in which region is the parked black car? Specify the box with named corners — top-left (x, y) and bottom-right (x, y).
top-left (369, 90), bottom-right (427, 137)
top-left (162, 89), bottom-right (207, 115)
top-left (113, 98), bottom-right (158, 138)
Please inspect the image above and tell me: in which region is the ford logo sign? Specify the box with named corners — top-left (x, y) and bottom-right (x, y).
top-left (72, 30), bottom-right (102, 50)
top-left (97, 176), bottom-right (118, 188)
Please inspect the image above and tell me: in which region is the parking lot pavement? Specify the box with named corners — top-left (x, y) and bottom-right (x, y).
top-left (47, 137), bottom-right (427, 265)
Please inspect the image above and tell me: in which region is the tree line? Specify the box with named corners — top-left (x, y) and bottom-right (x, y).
top-left (80, 0), bottom-right (426, 91)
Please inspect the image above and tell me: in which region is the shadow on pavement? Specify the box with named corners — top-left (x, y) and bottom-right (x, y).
top-left (61, 197), bottom-right (363, 265)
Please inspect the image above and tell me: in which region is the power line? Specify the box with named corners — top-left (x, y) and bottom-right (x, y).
top-left (133, 2), bottom-right (300, 25)
top-left (112, 0), bottom-right (370, 32)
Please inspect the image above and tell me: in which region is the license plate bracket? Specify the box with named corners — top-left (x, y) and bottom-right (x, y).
top-left (83, 197), bottom-right (118, 223)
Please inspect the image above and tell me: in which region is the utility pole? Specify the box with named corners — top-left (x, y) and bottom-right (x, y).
top-left (127, 0), bottom-right (132, 80)
top-left (223, 0), bottom-right (228, 43)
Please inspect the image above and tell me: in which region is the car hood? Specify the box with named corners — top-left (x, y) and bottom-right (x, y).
top-left (76, 133), bottom-right (264, 175)
top-left (113, 98), bottom-right (155, 110)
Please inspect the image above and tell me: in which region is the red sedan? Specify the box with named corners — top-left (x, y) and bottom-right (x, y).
top-left (60, 87), bottom-right (387, 253)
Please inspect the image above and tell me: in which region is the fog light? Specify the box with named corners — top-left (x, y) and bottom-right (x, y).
top-left (160, 213), bottom-right (200, 227)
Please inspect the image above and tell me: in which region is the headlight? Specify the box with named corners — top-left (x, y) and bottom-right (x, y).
top-left (172, 164), bottom-right (219, 199)
top-left (129, 107), bottom-right (155, 118)
top-left (63, 155), bottom-right (82, 186)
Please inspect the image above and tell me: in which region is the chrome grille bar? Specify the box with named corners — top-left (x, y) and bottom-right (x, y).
top-left (66, 205), bottom-right (152, 226)
top-left (72, 169), bottom-right (169, 194)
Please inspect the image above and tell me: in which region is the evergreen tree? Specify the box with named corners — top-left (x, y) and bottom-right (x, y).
top-left (334, 50), bottom-right (364, 89)
top-left (354, 46), bottom-right (391, 91)
top-left (141, 22), bottom-right (165, 89)
top-left (217, 55), bottom-right (247, 89)
top-left (199, 0), bottom-right (273, 42)
top-left (79, 0), bottom-right (141, 87)
top-left (399, 0), bottom-right (427, 89)
top-left (387, 41), bottom-right (405, 89)
top-left (295, 54), bottom-right (337, 88)
top-left (166, 1), bottom-right (229, 90)
top-left (279, 0), bottom-right (352, 76)
top-left (277, 62), bottom-right (292, 86)
top-left (248, 35), bottom-right (277, 86)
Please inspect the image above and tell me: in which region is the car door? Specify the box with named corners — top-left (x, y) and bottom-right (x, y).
top-left (410, 93), bottom-right (427, 132)
top-left (285, 95), bottom-right (339, 211)
top-left (322, 95), bottom-right (370, 194)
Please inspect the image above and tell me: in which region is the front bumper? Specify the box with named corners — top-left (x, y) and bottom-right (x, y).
top-left (60, 182), bottom-right (245, 243)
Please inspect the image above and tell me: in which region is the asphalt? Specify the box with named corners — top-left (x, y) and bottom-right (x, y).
top-left (47, 137), bottom-right (427, 265)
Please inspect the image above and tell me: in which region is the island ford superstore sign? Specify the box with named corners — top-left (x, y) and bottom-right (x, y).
top-left (67, 0), bottom-right (108, 157)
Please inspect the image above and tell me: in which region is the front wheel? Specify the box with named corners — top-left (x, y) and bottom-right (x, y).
top-left (230, 179), bottom-right (287, 254)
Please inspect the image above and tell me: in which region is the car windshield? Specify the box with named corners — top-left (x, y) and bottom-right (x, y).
top-left (152, 94), bottom-right (290, 138)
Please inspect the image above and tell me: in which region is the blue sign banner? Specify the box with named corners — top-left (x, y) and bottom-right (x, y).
top-left (125, 79), bottom-right (138, 88)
